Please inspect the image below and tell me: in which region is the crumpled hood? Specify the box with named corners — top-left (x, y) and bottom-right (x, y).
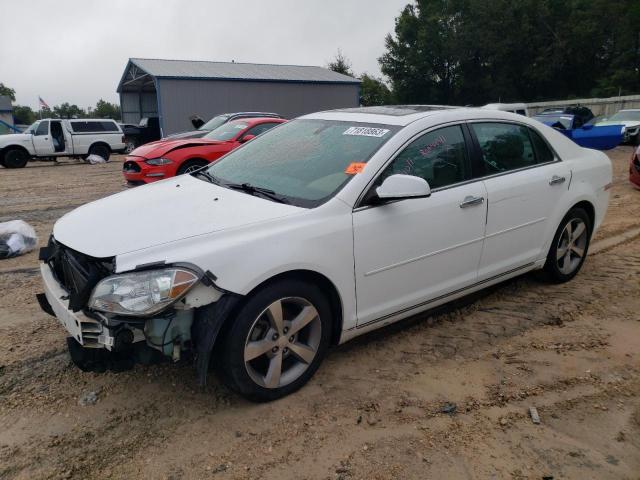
top-left (53, 175), bottom-right (303, 258)
top-left (130, 138), bottom-right (224, 159)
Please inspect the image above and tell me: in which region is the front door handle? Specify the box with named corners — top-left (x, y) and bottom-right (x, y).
top-left (549, 175), bottom-right (566, 186)
top-left (459, 195), bottom-right (484, 208)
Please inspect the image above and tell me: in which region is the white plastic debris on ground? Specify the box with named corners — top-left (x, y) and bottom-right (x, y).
top-left (0, 220), bottom-right (38, 259)
top-left (86, 154), bottom-right (108, 164)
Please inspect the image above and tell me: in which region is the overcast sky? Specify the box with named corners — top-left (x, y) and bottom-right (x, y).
top-left (2, 0), bottom-right (408, 110)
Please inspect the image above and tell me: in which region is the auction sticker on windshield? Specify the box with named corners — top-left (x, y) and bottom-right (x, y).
top-left (343, 126), bottom-right (390, 137)
top-left (345, 162), bottom-right (366, 174)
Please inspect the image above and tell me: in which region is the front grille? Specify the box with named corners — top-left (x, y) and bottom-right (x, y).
top-left (43, 237), bottom-right (113, 312)
top-left (123, 160), bottom-right (141, 173)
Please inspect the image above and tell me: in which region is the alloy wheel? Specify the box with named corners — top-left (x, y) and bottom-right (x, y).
top-left (556, 218), bottom-right (588, 275)
top-left (244, 297), bottom-right (322, 389)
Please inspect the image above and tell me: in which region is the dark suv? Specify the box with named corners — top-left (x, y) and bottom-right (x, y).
top-left (165, 112), bottom-right (282, 140)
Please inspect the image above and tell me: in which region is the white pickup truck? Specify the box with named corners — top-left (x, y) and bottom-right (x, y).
top-left (0, 118), bottom-right (126, 168)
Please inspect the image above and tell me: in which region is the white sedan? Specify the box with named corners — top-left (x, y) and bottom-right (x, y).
top-left (39, 106), bottom-right (612, 401)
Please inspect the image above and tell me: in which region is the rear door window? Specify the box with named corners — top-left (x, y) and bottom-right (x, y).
top-left (470, 122), bottom-right (537, 175)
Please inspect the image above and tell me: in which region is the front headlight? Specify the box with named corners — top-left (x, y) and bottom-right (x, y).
top-left (145, 157), bottom-right (173, 166)
top-left (89, 268), bottom-right (200, 316)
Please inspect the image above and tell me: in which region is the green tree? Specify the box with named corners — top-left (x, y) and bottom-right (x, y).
top-left (93, 99), bottom-right (121, 120)
top-left (380, 0), bottom-right (640, 104)
top-left (360, 74), bottom-right (393, 106)
top-left (53, 102), bottom-right (86, 119)
top-left (13, 105), bottom-right (36, 125)
top-left (328, 49), bottom-right (354, 77)
top-left (0, 83), bottom-right (16, 101)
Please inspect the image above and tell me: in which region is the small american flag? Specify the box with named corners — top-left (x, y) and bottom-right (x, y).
top-left (38, 96), bottom-right (50, 109)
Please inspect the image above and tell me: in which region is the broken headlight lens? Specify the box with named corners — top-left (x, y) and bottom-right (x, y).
top-left (88, 268), bottom-right (199, 316)
top-left (145, 157), bottom-right (173, 166)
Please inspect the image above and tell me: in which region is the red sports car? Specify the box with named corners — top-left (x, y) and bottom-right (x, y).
top-left (122, 117), bottom-right (286, 185)
top-left (631, 146), bottom-right (640, 189)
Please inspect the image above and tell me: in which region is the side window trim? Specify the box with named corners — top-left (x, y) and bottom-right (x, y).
top-left (355, 122), bottom-right (477, 209)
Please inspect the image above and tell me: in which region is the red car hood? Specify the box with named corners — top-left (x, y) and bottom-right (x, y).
top-left (131, 138), bottom-right (226, 158)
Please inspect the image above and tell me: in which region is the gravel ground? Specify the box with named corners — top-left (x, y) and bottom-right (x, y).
top-left (0, 148), bottom-right (639, 480)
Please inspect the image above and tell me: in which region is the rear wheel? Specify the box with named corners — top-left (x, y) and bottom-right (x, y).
top-left (542, 207), bottom-right (591, 283)
top-left (177, 159), bottom-right (208, 175)
top-left (89, 144), bottom-right (110, 161)
top-left (124, 138), bottom-right (138, 154)
top-left (3, 148), bottom-right (29, 168)
top-left (218, 280), bottom-right (332, 402)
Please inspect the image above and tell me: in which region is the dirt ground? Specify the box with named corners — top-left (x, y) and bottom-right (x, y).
top-left (0, 147), bottom-right (639, 480)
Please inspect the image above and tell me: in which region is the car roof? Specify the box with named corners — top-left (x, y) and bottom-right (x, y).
top-left (224, 112), bottom-right (281, 118)
top-left (303, 105), bottom-right (464, 126)
top-left (226, 117), bottom-right (287, 125)
top-left (303, 104), bottom-right (558, 127)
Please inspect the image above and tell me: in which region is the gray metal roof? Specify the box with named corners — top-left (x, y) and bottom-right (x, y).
top-left (0, 95), bottom-right (12, 112)
top-left (126, 58), bottom-right (360, 85)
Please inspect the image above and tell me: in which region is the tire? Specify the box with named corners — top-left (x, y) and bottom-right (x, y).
top-left (177, 159), bottom-right (208, 175)
top-left (3, 148), bottom-right (30, 168)
top-left (542, 207), bottom-right (592, 283)
top-left (218, 279), bottom-right (332, 402)
top-left (124, 138), bottom-right (138, 154)
top-left (89, 144), bottom-right (111, 161)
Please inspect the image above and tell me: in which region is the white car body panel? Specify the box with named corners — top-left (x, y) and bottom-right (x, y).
top-left (48, 107), bottom-right (611, 345)
top-left (353, 181), bottom-right (487, 326)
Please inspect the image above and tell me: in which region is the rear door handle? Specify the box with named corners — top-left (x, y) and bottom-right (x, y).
top-left (549, 175), bottom-right (566, 186)
top-left (459, 196), bottom-right (484, 208)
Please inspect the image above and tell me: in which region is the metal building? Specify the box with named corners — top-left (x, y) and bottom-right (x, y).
top-left (0, 96), bottom-right (15, 134)
top-left (117, 58), bottom-right (361, 135)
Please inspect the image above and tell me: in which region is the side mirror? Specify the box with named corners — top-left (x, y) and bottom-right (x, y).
top-left (375, 174), bottom-right (431, 201)
top-left (240, 134), bottom-right (256, 143)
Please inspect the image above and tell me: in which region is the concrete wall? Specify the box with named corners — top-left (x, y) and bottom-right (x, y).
top-left (527, 94), bottom-right (640, 117)
top-left (157, 79), bottom-right (360, 135)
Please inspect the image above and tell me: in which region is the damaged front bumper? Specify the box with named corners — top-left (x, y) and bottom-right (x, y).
top-left (38, 238), bottom-right (242, 384)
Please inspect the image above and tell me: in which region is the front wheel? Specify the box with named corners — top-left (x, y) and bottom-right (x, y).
top-left (177, 159), bottom-right (208, 175)
top-left (218, 280), bottom-right (332, 402)
top-left (3, 148), bottom-right (30, 168)
top-left (542, 207), bottom-right (592, 283)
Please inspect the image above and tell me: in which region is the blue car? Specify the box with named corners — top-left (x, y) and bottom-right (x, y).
top-left (532, 113), bottom-right (624, 150)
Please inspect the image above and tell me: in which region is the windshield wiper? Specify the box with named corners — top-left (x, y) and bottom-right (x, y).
top-left (223, 182), bottom-right (289, 204)
top-left (192, 169), bottom-right (220, 184)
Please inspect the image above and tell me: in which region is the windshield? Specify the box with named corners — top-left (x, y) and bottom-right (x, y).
top-left (608, 111), bottom-right (640, 122)
top-left (203, 119), bottom-right (400, 207)
top-left (198, 115), bottom-right (230, 131)
top-left (24, 121), bottom-right (40, 134)
top-left (203, 120), bottom-right (249, 141)
top-left (533, 114), bottom-right (574, 130)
